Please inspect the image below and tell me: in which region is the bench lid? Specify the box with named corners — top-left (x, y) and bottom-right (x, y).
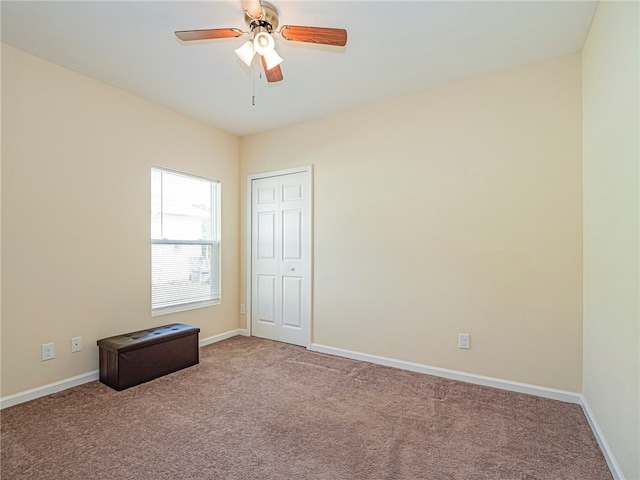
top-left (97, 323), bottom-right (200, 352)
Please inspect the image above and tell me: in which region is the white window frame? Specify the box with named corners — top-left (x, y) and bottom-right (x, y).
top-left (151, 166), bottom-right (221, 315)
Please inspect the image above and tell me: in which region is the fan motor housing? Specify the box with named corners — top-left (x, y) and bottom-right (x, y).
top-left (245, 1), bottom-right (279, 31)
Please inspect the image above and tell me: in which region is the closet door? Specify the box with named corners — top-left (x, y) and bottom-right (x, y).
top-left (251, 171), bottom-right (310, 347)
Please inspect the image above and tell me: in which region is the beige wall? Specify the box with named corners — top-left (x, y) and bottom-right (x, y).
top-left (582, 1), bottom-right (640, 478)
top-left (1, 45), bottom-right (240, 396)
top-left (1, 45), bottom-right (586, 399)
top-left (241, 53), bottom-right (584, 392)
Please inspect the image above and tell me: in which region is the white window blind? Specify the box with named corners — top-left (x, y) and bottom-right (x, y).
top-left (151, 167), bottom-right (220, 314)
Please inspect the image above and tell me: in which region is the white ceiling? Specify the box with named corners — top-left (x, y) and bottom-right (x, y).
top-left (1, 1), bottom-right (597, 137)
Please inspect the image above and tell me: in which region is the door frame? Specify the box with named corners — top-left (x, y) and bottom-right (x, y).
top-left (245, 165), bottom-right (313, 348)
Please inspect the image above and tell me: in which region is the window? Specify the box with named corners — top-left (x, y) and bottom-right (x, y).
top-left (151, 167), bottom-right (220, 314)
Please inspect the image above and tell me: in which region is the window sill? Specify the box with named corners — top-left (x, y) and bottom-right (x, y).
top-left (152, 299), bottom-right (221, 316)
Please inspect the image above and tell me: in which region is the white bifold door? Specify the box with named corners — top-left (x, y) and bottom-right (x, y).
top-left (251, 171), bottom-right (311, 347)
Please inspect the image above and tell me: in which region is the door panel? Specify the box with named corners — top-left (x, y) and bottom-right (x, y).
top-left (257, 274), bottom-right (276, 324)
top-left (282, 276), bottom-right (302, 328)
top-left (251, 171), bottom-right (310, 347)
top-left (258, 185), bottom-right (277, 204)
top-left (282, 210), bottom-right (302, 260)
top-left (257, 212), bottom-right (276, 259)
top-left (282, 183), bottom-right (302, 202)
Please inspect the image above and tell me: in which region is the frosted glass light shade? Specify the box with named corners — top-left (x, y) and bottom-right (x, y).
top-left (234, 41), bottom-right (255, 66)
top-left (253, 32), bottom-right (283, 70)
top-left (253, 32), bottom-right (274, 55)
top-left (262, 49), bottom-right (284, 70)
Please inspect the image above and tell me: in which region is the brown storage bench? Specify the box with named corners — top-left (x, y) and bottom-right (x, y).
top-left (97, 323), bottom-right (200, 391)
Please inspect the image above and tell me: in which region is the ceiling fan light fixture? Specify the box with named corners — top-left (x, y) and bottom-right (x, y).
top-left (176, 0), bottom-right (348, 83)
top-left (234, 40), bottom-right (255, 66)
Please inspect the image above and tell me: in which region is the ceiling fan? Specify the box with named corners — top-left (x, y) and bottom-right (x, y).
top-left (175, 0), bottom-right (348, 83)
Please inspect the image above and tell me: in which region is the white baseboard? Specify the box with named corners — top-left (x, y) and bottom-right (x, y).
top-left (0, 370), bottom-right (100, 410)
top-left (0, 328), bottom-right (247, 410)
top-left (580, 396), bottom-right (624, 480)
top-left (309, 343), bottom-right (582, 404)
top-left (199, 328), bottom-right (248, 347)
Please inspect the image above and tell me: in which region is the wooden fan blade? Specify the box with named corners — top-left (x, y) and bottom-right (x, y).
top-left (242, 0), bottom-right (263, 19)
top-left (280, 25), bottom-right (347, 46)
top-left (261, 56), bottom-right (283, 83)
top-left (175, 28), bottom-right (243, 42)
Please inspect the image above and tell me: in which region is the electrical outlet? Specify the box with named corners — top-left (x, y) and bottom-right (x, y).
top-left (458, 333), bottom-right (470, 350)
top-left (42, 343), bottom-right (55, 360)
top-left (240, 304), bottom-right (246, 315)
top-left (71, 337), bottom-right (82, 353)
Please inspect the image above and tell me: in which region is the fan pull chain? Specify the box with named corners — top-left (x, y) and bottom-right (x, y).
top-left (251, 63), bottom-right (255, 106)
top-left (251, 65), bottom-right (256, 107)
top-left (251, 66), bottom-right (263, 106)
top-left (251, 62), bottom-right (261, 106)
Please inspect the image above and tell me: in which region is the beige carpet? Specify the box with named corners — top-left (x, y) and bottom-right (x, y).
top-left (1, 336), bottom-right (611, 479)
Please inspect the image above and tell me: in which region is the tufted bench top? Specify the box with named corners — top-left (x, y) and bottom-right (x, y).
top-left (97, 323), bottom-right (200, 353)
